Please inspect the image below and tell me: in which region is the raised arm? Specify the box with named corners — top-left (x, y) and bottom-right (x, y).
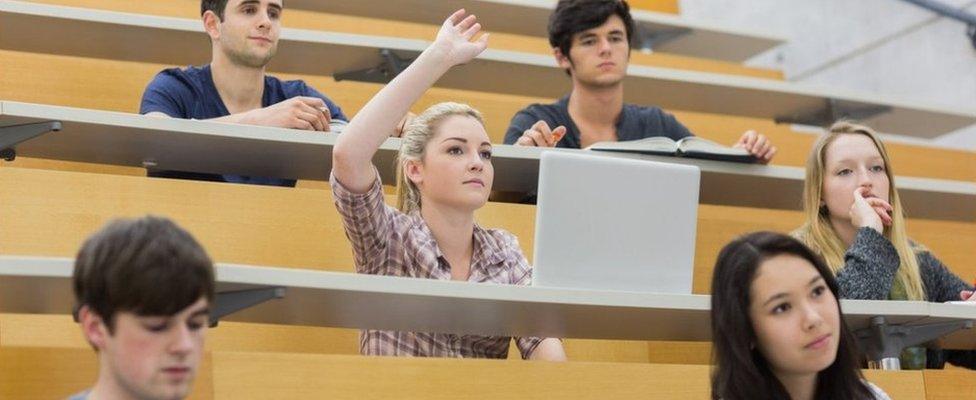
top-left (332, 9), bottom-right (489, 193)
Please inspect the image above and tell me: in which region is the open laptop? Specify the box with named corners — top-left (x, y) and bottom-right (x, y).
top-left (531, 151), bottom-right (700, 294)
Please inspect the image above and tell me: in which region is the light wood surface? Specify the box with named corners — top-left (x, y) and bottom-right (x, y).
top-left (1, 313), bottom-right (653, 364)
top-left (0, 346), bottom-right (936, 400)
top-left (630, 0), bottom-right (680, 13)
top-left (0, 347), bottom-right (214, 400)
top-left (863, 369), bottom-right (928, 399)
top-left (211, 352), bottom-right (927, 399)
top-left (211, 352), bottom-right (714, 399)
top-left (923, 368), bottom-right (976, 399)
top-left (0, 313), bottom-right (361, 354)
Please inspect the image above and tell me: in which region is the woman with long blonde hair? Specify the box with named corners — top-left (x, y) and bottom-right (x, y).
top-left (330, 9), bottom-right (566, 361)
top-left (793, 121), bottom-right (974, 369)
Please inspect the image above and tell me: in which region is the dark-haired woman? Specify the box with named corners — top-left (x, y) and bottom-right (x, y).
top-left (710, 231), bottom-right (890, 400)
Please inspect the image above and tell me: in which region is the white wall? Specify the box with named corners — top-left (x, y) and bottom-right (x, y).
top-left (679, 0), bottom-right (976, 149)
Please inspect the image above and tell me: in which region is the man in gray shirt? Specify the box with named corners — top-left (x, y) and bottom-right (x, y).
top-left (505, 0), bottom-right (776, 164)
top-left (67, 216), bottom-right (215, 400)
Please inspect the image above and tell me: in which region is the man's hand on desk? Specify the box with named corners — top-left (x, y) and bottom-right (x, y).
top-left (733, 130), bottom-right (776, 164)
top-left (239, 96), bottom-right (333, 131)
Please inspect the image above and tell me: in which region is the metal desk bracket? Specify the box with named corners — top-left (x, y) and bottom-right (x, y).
top-left (335, 48), bottom-right (416, 84)
top-left (210, 287), bottom-right (286, 327)
top-left (855, 316), bottom-right (973, 370)
top-left (0, 121), bottom-right (63, 161)
top-left (634, 25), bottom-right (692, 52)
top-left (775, 99), bottom-right (892, 127)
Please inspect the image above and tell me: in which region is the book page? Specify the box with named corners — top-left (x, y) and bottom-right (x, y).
top-left (586, 136), bottom-right (678, 153)
top-left (677, 136), bottom-right (750, 156)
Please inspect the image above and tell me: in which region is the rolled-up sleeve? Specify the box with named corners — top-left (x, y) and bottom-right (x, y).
top-left (330, 168), bottom-right (395, 275)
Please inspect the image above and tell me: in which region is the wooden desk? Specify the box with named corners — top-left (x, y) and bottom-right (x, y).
top-left (3, 256), bottom-right (972, 345)
top-left (3, 101), bottom-right (974, 221)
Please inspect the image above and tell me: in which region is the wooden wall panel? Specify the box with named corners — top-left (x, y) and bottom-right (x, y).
top-left (923, 367), bottom-right (976, 400)
top-left (211, 352), bottom-right (712, 399)
top-left (0, 347), bottom-right (214, 400)
top-left (24, 0), bottom-right (761, 78)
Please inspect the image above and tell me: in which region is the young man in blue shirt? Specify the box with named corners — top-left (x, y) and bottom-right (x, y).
top-left (141, 0), bottom-right (407, 186)
top-left (505, 0), bottom-right (776, 164)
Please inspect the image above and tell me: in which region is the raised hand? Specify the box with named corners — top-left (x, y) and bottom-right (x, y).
top-left (432, 9), bottom-right (489, 67)
top-left (333, 10), bottom-right (490, 193)
top-left (849, 187), bottom-right (892, 234)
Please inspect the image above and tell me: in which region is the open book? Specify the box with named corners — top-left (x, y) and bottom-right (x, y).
top-left (586, 136), bottom-right (757, 163)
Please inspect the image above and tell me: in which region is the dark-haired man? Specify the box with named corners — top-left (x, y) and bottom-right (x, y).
top-left (68, 216), bottom-right (215, 400)
top-left (140, 0), bottom-right (410, 186)
top-left (505, 0), bottom-right (776, 163)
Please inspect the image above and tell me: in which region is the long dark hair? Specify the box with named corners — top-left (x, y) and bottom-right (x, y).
top-left (710, 231), bottom-right (874, 400)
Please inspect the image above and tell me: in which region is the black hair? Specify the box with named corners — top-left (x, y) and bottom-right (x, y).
top-left (710, 231), bottom-right (875, 400)
top-left (548, 0), bottom-right (635, 74)
top-left (201, 0), bottom-right (230, 20)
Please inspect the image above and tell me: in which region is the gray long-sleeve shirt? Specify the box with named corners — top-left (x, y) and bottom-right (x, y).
top-left (839, 227), bottom-right (975, 369)
top-left (839, 227), bottom-right (971, 302)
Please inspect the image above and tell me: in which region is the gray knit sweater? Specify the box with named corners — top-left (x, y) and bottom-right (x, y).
top-left (839, 227), bottom-right (975, 369)
top-left (839, 227), bottom-right (972, 302)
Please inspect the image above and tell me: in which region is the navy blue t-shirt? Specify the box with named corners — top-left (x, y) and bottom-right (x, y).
top-left (140, 65), bottom-right (347, 187)
top-left (504, 95), bottom-right (692, 148)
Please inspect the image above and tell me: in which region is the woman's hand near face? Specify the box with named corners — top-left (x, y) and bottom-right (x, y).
top-left (849, 187), bottom-right (892, 234)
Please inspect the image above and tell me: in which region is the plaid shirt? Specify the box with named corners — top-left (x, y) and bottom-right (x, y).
top-left (330, 170), bottom-right (544, 359)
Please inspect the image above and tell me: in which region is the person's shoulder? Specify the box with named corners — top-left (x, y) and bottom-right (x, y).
top-left (479, 228), bottom-right (525, 258)
top-left (478, 228), bottom-right (532, 279)
top-left (907, 239), bottom-right (931, 255)
top-left (141, 66), bottom-right (210, 116)
top-left (153, 65), bottom-right (207, 82)
top-left (482, 227), bottom-right (518, 243)
top-left (146, 65), bottom-right (208, 93)
top-left (516, 99), bottom-right (566, 120)
top-left (907, 239), bottom-right (942, 268)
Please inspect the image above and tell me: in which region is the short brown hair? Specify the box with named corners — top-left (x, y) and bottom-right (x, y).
top-left (201, 0), bottom-right (230, 20)
top-left (73, 216), bottom-right (215, 332)
top-left (548, 0), bottom-right (635, 73)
